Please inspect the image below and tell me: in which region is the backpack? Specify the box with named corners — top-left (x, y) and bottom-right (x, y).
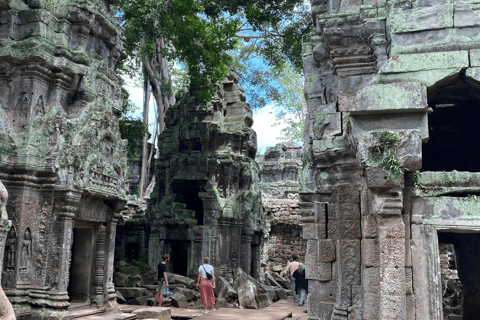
top-left (202, 265), bottom-right (213, 280)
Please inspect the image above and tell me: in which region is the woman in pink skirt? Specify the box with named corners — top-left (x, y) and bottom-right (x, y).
top-left (197, 256), bottom-right (216, 314)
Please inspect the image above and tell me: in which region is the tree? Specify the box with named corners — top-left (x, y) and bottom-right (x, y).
top-left (116, 0), bottom-right (311, 192)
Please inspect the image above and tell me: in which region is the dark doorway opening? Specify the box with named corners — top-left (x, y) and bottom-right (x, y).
top-left (438, 232), bottom-right (480, 319)
top-left (169, 242), bottom-right (189, 277)
top-left (68, 227), bottom-right (95, 303)
top-left (126, 242), bottom-right (140, 262)
top-left (422, 72), bottom-right (480, 172)
top-left (172, 180), bottom-right (206, 226)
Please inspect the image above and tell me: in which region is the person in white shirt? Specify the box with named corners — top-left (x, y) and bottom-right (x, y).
top-left (282, 254), bottom-right (300, 302)
top-left (197, 256), bottom-right (216, 314)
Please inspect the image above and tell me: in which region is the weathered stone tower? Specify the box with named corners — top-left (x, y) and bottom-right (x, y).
top-left (302, 0), bottom-right (480, 319)
top-left (257, 143), bottom-right (306, 269)
top-left (145, 73), bottom-right (264, 279)
top-left (0, 0), bottom-right (128, 318)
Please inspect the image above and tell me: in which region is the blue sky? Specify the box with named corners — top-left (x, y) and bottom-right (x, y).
top-left (125, 81), bottom-right (282, 154)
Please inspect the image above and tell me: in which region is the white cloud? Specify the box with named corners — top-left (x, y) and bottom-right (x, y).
top-left (252, 105), bottom-right (286, 154)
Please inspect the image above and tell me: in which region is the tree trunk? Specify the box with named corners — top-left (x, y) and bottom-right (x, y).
top-left (138, 72), bottom-right (150, 198)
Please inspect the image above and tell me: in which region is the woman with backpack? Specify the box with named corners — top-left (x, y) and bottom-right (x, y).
top-left (197, 256), bottom-right (216, 314)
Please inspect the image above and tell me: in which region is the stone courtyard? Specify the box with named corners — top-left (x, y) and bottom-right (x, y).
top-left (0, 0), bottom-right (479, 319)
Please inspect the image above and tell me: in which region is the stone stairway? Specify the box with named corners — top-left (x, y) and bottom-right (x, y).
top-left (68, 302), bottom-right (138, 320)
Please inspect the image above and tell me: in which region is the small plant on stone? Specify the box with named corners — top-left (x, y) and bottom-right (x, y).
top-left (413, 170), bottom-right (424, 189)
top-left (23, 28), bottom-right (34, 39)
top-left (443, 171), bottom-right (454, 184)
top-left (375, 131), bottom-right (402, 177)
top-left (344, 113), bottom-right (351, 134)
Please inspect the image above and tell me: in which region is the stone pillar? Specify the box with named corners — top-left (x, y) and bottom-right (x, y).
top-left (93, 225), bottom-right (107, 306)
top-left (365, 171), bottom-right (406, 320)
top-left (104, 220), bottom-right (117, 302)
top-left (240, 229), bottom-right (254, 276)
top-left (193, 226), bottom-right (203, 273)
top-left (54, 214), bottom-right (74, 307)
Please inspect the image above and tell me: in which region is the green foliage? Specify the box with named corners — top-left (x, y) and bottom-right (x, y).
top-left (375, 131), bottom-right (402, 177)
top-left (413, 170), bottom-right (424, 188)
top-left (118, 103), bottom-right (148, 162)
top-left (345, 114), bottom-right (351, 134)
top-left (119, 0), bottom-right (309, 103)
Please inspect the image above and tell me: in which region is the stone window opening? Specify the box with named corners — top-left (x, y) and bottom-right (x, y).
top-left (422, 73), bottom-right (480, 172)
top-left (172, 180), bottom-right (206, 226)
top-left (437, 232), bottom-right (480, 320)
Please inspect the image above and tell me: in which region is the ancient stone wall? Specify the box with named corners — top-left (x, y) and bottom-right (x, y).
top-left (301, 0), bottom-right (480, 318)
top-left (127, 72), bottom-right (264, 279)
top-left (0, 1), bottom-right (128, 318)
top-left (257, 143), bottom-right (306, 270)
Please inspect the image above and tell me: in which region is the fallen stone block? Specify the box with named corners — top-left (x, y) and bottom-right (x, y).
top-left (114, 272), bottom-right (131, 287)
top-left (127, 296), bottom-right (153, 305)
top-left (235, 267), bottom-right (258, 309)
top-left (116, 287), bottom-right (148, 299)
top-left (215, 276), bottom-right (238, 299)
top-left (275, 287), bottom-right (288, 300)
top-left (167, 273), bottom-right (196, 289)
top-left (116, 290), bottom-right (126, 304)
top-left (215, 297), bottom-right (229, 309)
top-left (132, 307), bottom-right (171, 319)
top-left (175, 287), bottom-right (196, 301)
top-left (170, 292), bottom-right (188, 308)
top-left (256, 292), bottom-right (272, 308)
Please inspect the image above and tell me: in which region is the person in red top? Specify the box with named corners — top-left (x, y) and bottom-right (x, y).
top-left (154, 254), bottom-right (170, 307)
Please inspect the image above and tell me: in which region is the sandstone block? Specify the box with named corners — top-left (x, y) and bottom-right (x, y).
top-left (363, 292), bottom-right (380, 320)
top-left (116, 287), bottom-right (148, 299)
top-left (362, 238), bottom-right (379, 267)
top-left (337, 239), bottom-right (361, 265)
top-left (255, 292), bottom-right (272, 308)
top-left (214, 276), bottom-right (237, 299)
top-left (318, 239), bottom-right (335, 262)
top-left (303, 224), bottom-right (318, 240)
top-left (274, 287), bottom-right (288, 300)
top-left (380, 238), bottom-right (405, 268)
top-left (132, 307), bottom-right (171, 319)
top-left (362, 215), bottom-right (378, 239)
top-left (363, 267), bottom-right (380, 294)
top-left (336, 203), bottom-right (360, 220)
top-left (339, 263), bottom-right (361, 286)
top-left (170, 292), bottom-right (188, 308)
top-left (336, 220), bottom-right (361, 240)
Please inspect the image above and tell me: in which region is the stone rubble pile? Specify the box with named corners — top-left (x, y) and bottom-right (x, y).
top-left (113, 261), bottom-right (291, 309)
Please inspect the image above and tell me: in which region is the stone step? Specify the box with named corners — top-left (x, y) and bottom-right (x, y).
top-left (70, 306), bottom-right (107, 319)
top-left (76, 313), bottom-right (138, 320)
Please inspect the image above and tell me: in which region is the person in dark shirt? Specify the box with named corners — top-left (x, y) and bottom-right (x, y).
top-left (154, 254), bottom-right (170, 306)
top-left (292, 263), bottom-right (308, 306)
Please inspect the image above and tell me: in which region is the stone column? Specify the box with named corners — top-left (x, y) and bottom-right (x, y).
top-left (240, 229), bottom-right (254, 276)
top-left (54, 214), bottom-right (74, 307)
top-left (104, 219), bottom-right (118, 302)
top-left (193, 226), bottom-right (203, 272)
top-left (93, 225), bottom-right (107, 306)
top-left (365, 170), bottom-right (406, 320)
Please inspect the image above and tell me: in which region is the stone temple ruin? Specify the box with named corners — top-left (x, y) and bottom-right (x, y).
top-left (0, 0), bottom-right (128, 319)
top-left (301, 0), bottom-right (480, 318)
top-left (3, 0), bottom-right (480, 318)
top-left (257, 143), bottom-right (307, 269)
top-left (116, 73), bottom-right (265, 281)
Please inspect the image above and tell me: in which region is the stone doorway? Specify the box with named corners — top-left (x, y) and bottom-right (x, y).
top-left (438, 232), bottom-right (480, 320)
top-left (169, 242), bottom-right (190, 277)
top-left (68, 226), bottom-right (96, 304)
top-left (422, 74), bottom-right (480, 172)
top-left (172, 180), bottom-right (206, 226)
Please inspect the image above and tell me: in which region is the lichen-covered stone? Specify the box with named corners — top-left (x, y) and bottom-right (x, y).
top-left (0, 1), bottom-right (128, 318)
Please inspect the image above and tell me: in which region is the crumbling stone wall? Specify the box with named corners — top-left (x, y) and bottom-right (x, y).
top-left (257, 143), bottom-right (306, 270)
top-left (0, 1), bottom-right (128, 318)
top-left (301, 0), bottom-right (480, 318)
top-left (136, 73), bottom-right (264, 279)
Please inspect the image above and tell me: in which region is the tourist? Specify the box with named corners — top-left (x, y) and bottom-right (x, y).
top-left (282, 254), bottom-right (300, 302)
top-left (154, 254), bottom-right (170, 307)
top-left (197, 256), bottom-right (216, 314)
top-left (292, 263), bottom-right (308, 306)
